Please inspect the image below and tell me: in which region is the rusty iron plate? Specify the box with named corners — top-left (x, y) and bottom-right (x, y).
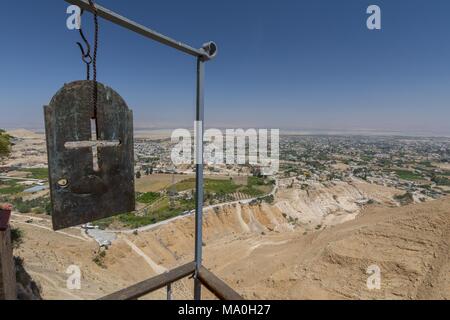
top-left (44, 80), bottom-right (135, 230)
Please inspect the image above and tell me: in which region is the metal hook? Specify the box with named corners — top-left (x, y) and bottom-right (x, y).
top-left (77, 31), bottom-right (92, 64)
top-left (76, 9), bottom-right (92, 65)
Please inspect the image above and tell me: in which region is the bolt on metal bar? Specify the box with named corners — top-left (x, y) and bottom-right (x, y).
top-left (194, 58), bottom-right (205, 301)
top-left (65, 0), bottom-right (217, 60)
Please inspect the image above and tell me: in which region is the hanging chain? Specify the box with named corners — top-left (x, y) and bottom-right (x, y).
top-left (76, 1), bottom-right (99, 128)
top-left (89, 0), bottom-right (99, 122)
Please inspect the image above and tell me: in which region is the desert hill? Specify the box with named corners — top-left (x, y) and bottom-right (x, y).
top-left (11, 194), bottom-right (450, 300)
top-left (204, 197), bottom-right (450, 300)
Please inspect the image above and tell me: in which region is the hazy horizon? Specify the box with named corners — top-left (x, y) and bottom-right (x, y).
top-left (1, 0), bottom-right (450, 136)
top-left (3, 124), bottom-right (450, 139)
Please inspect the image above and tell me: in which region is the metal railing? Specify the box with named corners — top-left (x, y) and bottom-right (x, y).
top-left (99, 261), bottom-right (243, 300)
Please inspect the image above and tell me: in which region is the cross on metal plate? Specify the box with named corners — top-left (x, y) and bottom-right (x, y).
top-left (44, 80), bottom-right (135, 230)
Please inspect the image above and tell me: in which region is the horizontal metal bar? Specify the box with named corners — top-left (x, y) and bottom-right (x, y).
top-left (64, 140), bottom-right (120, 149)
top-left (99, 262), bottom-right (196, 300)
top-left (65, 0), bottom-right (215, 60)
top-left (198, 266), bottom-right (244, 301)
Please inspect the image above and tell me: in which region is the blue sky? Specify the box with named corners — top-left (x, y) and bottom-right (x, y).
top-left (1, 0), bottom-right (450, 135)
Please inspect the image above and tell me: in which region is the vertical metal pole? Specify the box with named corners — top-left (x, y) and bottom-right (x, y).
top-left (166, 283), bottom-right (172, 300)
top-left (194, 57), bottom-right (205, 300)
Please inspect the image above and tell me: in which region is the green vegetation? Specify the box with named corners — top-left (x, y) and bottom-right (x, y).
top-left (258, 194), bottom-right (275, 204)
top-left (171, 179), bottom-right (194, 192)
top-left (11, 228), bottom-right (24, 249)
top-left (419, 161), bottom-right (434, 168)
top-left (12, 197), bottom-right (51, 215)
top-left (394, 192), bottom-right (414, 206)
top-left (95, 176), bottom-right (275, 230)
top-left (283, 168), bottom-right (299, 176)
top-left (93, 216), bottom-right (116, 230)
top-left (0, 129), bottom-right (11, 158)
top-left (432, 176), bottom-right (450, 186)
top-left (136, 192), bottom-right (160, 204)
top-left (395, 170), bottom-right (423, 181)
top-left (172, 178), bottom-right (239, 194)
top-left (0, 180), bottom-right (26, 195)
top-left (205, 179), bottom-right (239, 194)
top-left (240, 186), bottom-right (265, 197)
top-left (92, 250), bottom-right (107, 268)
top-left (95, 197), bottom-right (195, 229)
top-left (18, 168), bottom-right (49, 180)
top-left (244, 176), bottom-right (274, 196)
top-left (173, 176), bottom-right (274, 198)
top-left (248, 176), bottom-right (268, 186)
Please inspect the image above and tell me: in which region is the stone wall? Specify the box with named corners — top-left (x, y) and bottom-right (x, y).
top-left (0, 227), bottom-right (16, 300)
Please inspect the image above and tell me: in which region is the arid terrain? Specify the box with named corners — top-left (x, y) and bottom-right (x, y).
top-left (3, 129), bottom-right (450, 300)
top-left (10, 184), bottom-right (450, 300)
